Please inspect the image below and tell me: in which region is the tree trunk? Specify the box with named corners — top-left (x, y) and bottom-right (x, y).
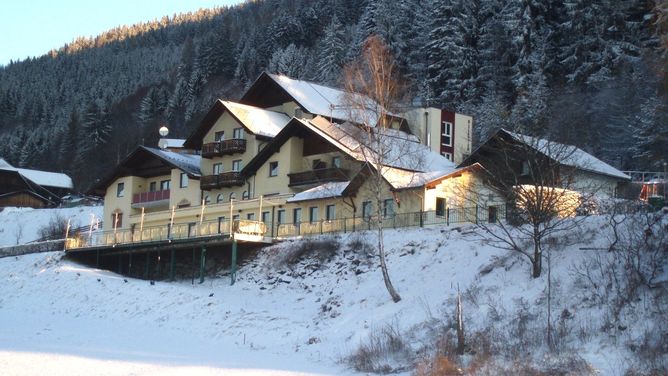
top-left (456, 287), bottom-right (465, 355)
top-left (532, 231), bottom-right (542, 278)
top-left (378, 225), bottom-right (401, 302)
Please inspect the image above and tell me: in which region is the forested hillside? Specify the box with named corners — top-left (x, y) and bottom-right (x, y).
top-left (0, 0), bottom-right (666, 191)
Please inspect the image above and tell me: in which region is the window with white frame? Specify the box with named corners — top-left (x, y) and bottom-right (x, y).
top-left (216, 193), bottom-right (224, 203)
top-left (213, 163), bottom-right (223, 175)
top-left (269, 161), bottom-right (278, 177)
top-left (232, 127), bottom-right (244, 139)
top-left (232, 160), bottom-right (242, 172)
top-left (116, 182), bottom-right (125, 197)
top-left (180, 173), bottom-right (188, 188)
top-left (160, 180), bottom-right (170, 191)
top-left (441, 121), bottom-right (452, 147)
top-left (440, 152), bottom-right (452, 161)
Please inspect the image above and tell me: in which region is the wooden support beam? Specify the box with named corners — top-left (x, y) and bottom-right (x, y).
top-left (231, 239), bottom-right (237, 286)
top-left (199, 246), bottom-right (206, 284)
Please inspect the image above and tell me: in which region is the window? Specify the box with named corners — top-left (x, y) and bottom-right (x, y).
top-left (262, 211), bottom-right (270, 224)
top-left (213, 163), bottom-right (223, 175)
top-left (440, 152), bottom-right (452, 161)
top-left (204, 195), bottom-right (211, 205)
top-left (247, 213), bottom-right (255, 220)
top-left (309, 206), bottom-right (319, 223)
top-left (326, 204), bottom-right (336, 220)
top-left (488, 206), bottom-right (498, 224)
top-left (269, 161), bottom-right (279, 177)
top-left (216, 194), bottom-right (224, 203)
top-left (362, 201), bottom-right (373, 219)
top-left (277, 209), bottom-right (286, 224)
top-left (383, 199), bottom-right (395, 218)
top-left (312, 159), bottom-right (326, 169)
top-left (112, 212), bottom-right (123, 228)
top-left (233, 214), bottom-right (240, 221)
top-left (521, 161), bottom-right (530, 176)
top-left (242, 191), bottom-right (250, 200)
top-left (214, 131), bottom-right (225, 142)
top-left (436, 197), bottom-right (446, 217)
top-left (116, 182), bottom-right (125, 197)
top-left (160, 180), bottom-right (170, 191)
top-left (188, 223), bottom-right (197, 237)
top-left (149, 182), bottom-right (157, 192)
top-left (232, 160), bottom-right (242, 172)
top-left (232, 127), bottom-right (244, 139)
top-left (332, 156), bottom-right (341, 168)
top-left (217, 216), bottom-right (226, 233)
top-left (293, 208), bottom-right (302, 224)
top-left (441, 121), bottom-right (452, 147)
top-left (180, 173), bottom-right (188, 188)
top-left (229, 192), bottom-right (236, 201)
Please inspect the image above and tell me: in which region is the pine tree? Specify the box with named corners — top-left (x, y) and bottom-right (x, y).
top-left (316, 16), bottom-right (346, 85)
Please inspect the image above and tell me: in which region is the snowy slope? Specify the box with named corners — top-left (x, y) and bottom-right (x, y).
top-left (0, 215), bottom-right (665, 375)
top-left (0, 206), bottom-right (103, 247)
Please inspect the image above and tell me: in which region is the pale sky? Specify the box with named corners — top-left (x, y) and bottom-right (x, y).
top-left (0, 0), bottom-right (245, 66)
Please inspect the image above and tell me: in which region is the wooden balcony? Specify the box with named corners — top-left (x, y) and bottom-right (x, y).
top-left (201, 172), bottom-right (244, 190)
top-left (131, 190), bottom-right (170, 208)
top-left (201, 139), bottom-right (247, 158)
top-left (288, 167), bottom-right (350, 187)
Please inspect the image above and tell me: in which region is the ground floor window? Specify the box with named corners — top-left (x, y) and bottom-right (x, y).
top-left (293, 208), bottom-right (302, 224)
top-left (326, 204), bottom-right (336, 220)
top-left (309, 206), bottom-right (319, 223)
top-left (383, 199), bottom-right (395, 218)
top-left (362, 201), bottom-right (372, 219)
top-left (436, 197), bottom-right (446, 217)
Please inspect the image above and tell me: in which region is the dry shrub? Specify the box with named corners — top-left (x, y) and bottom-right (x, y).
top-left (268, 236), bottom-right (340, 268)
top-left (37, 214), bottom-right (73, 240)
top-left (345, 322), bottom-right (413, 374)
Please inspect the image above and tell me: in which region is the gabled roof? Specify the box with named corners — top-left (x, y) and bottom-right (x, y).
top-left (183, 100), bottom-right (290, 149)
top-left (0, 159), bottom-right (73, 190)
top-left (89, 146), bottom-right (201, 196)
top-left (501, 130), bottom-right (630, 180)
top-left (241, 72), bottom-right (389, 125)
top-left (0, 169), bottom-right (60, 206)
top-left (243, 116), bottom-right (455, 177)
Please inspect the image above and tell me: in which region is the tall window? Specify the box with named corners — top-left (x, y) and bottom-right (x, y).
top-left (277, 209), bottom-right (286, 224)
top-left (160, 180), bottom-right (170, 191)
top-left (217, 216), bottom-right (226, 233)
top-left (149, 182), bottom-right (157, 192)
top-left (213, 163), bottom-right (223, 175)
top-left (383, 199), bottom-right (395, 218)
top-left (293, 208), bottom-right (302, 224)
top-left (262, 211), bottom-right (270, 224)
top-left (116, 182), bottom-right (125, 197)
top-left (326, 204), bottom-right (336, 220)
top-left (232, 127), bottom-right (244, 139)
top-left (362, 201), bottom-right (372, 219)
top-left (441, 121), bottom-right (452, 147)
top-left (113, 212), bottom-right (123, 228)
top-left (180, 173), bottom-right (188, 188)
top-left (269, 161), bottom-right (279, 177)
top-left (214, 131), bottom-right (225, 142)
top-left (309, 206), bottom-right (319, 223)
top-left (242, 191), bottom-right (250, 200)
top-left (232, 160), bottom-right (242, 172)
top-left (436, 197), bottom-right (446, 217)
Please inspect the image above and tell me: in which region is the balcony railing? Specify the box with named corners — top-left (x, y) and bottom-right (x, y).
top-left (288, 167), bottom-right (350, 187)
top-left (132, 190), bottom-right (170, 206)
top-left (201, 139), bottom-right (247, 158)
top-left (201, 172), bottom-right (244, 190)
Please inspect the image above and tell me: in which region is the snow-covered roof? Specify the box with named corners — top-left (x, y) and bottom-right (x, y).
top-left (160, 139), bottom-right (185, 148)
top-left (504, 130), bottom-right (630, 180)
top-left (381, 168), bottom-right (460, 190)
top-left (302, 117), bottom-right (455, 173)
top-left (221, 100), bottom-right (291, 138)
top-left (268, 73), bottom-right (387, 125)
top-left (287, 181), bottom-right (350, 203)
top-left (143, 147), bottom-right (202, 177)
top-left (0, 161), bottom-right (73, 190)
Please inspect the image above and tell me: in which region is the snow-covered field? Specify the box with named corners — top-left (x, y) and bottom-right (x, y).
top-left (0, 207), bottom-right (665, 375)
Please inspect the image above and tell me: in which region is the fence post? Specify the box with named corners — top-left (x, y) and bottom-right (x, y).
top-left (320, 220), bottom-right (323, 235)
top-left (199, 246), bottom-right (206, 284)
top-left (231, 239), bottom-right (237, 286)
top-left (420, 210), bottom-right (424, 227)
top-left (447, 208), bottom-right (450, 226)
top-left (344, 217), bottom-right (347, 233)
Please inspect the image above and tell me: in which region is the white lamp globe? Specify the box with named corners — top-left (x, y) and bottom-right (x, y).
top-left (159, 126), bottom-right (169, 137)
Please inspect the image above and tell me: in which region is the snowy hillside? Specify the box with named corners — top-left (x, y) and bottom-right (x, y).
top-left (0, 213), bottom-right (666, 375)
top-left (0, 205), bottom-right (103, 247)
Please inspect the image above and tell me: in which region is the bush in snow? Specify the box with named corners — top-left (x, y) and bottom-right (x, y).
top-left (345, 321), bottom-right (413, 374)
top-left (37, 214), bottom-right (74, 240)
top-left (266, 236), bottom-right (341, 269)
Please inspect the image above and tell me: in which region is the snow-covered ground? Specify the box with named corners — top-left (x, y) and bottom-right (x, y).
top-left (0, 206), bottom-right (103, 246)
top-left (0, 207), bottom-right (665, 375)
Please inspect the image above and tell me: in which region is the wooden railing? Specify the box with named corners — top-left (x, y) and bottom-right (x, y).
top-left (201, 139), bottom-right (247, 158)
top-left (201, 172), bottom-right (244, 190)
top-left (288, 167), bottom-right (350, 187)
top-left (132, 190), bottom-right (170, 204)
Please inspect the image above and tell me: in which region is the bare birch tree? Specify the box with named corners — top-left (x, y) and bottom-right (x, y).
top-left (341, 35), bottom-right (411, 303)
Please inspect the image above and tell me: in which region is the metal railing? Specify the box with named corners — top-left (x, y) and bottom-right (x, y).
top-left (132, 190), bottom-right (170, 205)
top-left (66, 205), bottom-right (506, 250)
top-left (622, 171), bottom-right (667, 182)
